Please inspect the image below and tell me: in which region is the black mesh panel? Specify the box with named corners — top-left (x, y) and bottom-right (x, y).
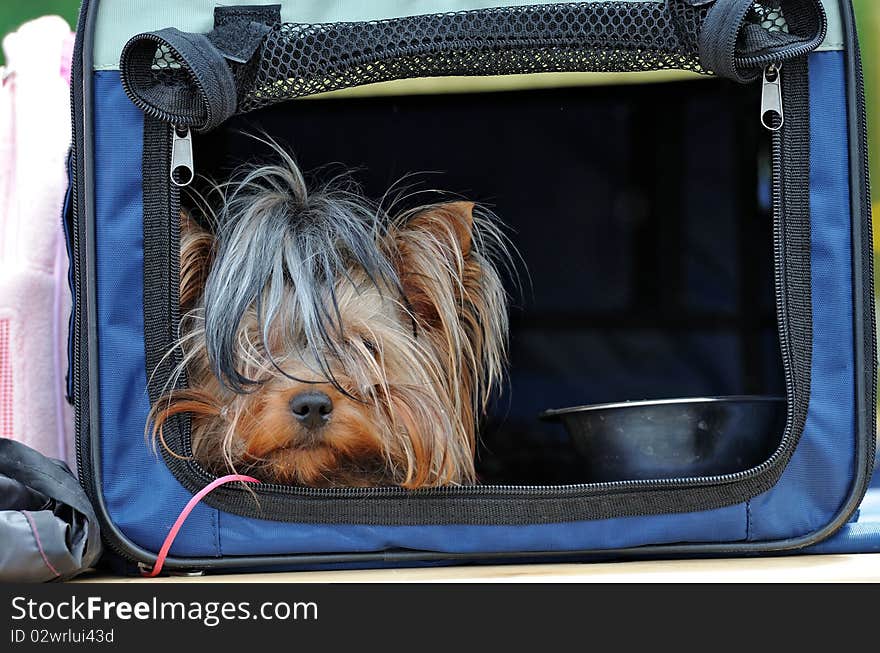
top-left (120, 1), bottom-right (823, 131)
top-left (240, 2), bottom-right (711, 112)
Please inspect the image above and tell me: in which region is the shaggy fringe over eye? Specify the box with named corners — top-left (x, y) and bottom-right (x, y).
top-left (202, 136), bottom-right (404, 393)
top-left (148, 136), bottom-right (519, 487)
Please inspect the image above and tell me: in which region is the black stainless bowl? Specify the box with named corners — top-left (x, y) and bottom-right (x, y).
top-left (540, 396), bottom-right (785, 483)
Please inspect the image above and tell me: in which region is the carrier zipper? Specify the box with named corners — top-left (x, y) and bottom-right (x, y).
top-left (760, 64), bottom-right (783, 131)
top-left (858, 64), bottom-right (877, 477)
top-left (170, 126), bottom-right (194, 187)
top-left (168, 127), bottom-right (184, 365)
top-left (70, 3), bottom-right (89, 491)
top-left (212, 64), bottom-right (800, 500)
top-left (154, 66), bottom-right (804, 502)
top-left (738, 41), bottom-right (824, 76)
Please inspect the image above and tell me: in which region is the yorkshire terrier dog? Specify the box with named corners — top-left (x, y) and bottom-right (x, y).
top-left (149, 143), bottom-right (514, 488)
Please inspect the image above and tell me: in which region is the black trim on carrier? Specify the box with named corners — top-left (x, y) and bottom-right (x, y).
top-left (846, 0), bottom-right (878, 488)
top-left (69, 0), bottom-right (96, 523)
top-left (69, 0), bottom-right (875, 571)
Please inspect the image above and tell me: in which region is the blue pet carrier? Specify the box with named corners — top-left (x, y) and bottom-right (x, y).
top-left (67, 0), bottom-right (878, 573)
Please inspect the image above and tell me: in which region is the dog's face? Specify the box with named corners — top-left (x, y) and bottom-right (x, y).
top-left (223, 234), bottom-right (475, 488)
top-left (151, 160), bottom-right (511, 489)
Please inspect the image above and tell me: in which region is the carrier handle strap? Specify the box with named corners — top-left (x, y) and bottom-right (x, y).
top-left (119, 1), bottom-right (827, 132)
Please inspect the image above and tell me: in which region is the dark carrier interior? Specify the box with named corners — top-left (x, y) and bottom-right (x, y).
top-left (191, 76), bottom-right (784, 486)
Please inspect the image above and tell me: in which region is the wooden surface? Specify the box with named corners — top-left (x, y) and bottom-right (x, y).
top-left (73, 553), bottom-right (880, 583)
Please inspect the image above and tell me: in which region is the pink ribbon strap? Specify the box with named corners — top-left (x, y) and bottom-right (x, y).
top-left (142, 474), bottom-right (260, 577)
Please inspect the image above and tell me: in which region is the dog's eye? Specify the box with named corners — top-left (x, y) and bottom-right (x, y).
top-left (361, 338), bottom-right (378, 356)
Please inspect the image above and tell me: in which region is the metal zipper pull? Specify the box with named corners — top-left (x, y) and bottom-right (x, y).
top-left (170, 125), bottom-right (194, 187)
top-left (760, 64), bottom-right (784, 131)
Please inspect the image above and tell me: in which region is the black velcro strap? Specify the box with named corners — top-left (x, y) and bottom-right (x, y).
top-left (698, 0), bottom-right (759, 82)
top-left (209, 4), bottom-right (281, 64)
top-left (120, 28), bottom-right (238, 132)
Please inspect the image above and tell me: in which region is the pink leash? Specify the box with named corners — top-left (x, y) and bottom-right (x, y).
top-left (142, 474), bottom-right (260, 577)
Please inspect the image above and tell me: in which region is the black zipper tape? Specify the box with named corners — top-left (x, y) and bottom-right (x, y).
top-left (69, 0), bottom-right (168, 569)
top-left (700, 0), bottom-right (827, 83)
top-left (61, 150), bottom-right (76, 404)
top-left (70, 0), bottom-right (91, 496)
top-left (841, 0), bottom-right (877, 504)
top-left (141, 58), bottom-right (812, 527)
top-left (119, 28), bottom-right (237, 133)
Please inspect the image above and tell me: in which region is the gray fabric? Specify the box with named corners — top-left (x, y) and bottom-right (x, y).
top-left (0, 511), bottom-right (83, 582)
top-left (0, 439), bottom-right (101, 582)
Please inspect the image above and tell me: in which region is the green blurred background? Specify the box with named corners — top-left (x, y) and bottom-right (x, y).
top-left (0, 1), bottom-right (78, 60)
top-left (2, 0), bottom-right (880, 242)
top-left (855, 0), bottom-right (880, 252)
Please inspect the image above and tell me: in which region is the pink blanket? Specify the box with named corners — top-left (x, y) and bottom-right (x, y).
top-left (0, 16), bottom-right (76, 468)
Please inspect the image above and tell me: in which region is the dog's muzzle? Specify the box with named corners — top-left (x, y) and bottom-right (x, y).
top-left (289, 391), bottom-right (333, 430)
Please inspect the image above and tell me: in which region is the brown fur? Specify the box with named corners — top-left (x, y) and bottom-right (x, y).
top-left (149, 201), bottom-right (510, 488)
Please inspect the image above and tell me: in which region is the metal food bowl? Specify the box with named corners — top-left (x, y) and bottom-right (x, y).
top-left (540, 396), bottom-right (785, 483)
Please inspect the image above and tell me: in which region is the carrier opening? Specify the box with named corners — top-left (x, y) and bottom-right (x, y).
top-left (190, 75), bottom-right (784, 486)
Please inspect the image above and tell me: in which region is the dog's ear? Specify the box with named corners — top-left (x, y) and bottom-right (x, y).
top-left (391, 201), bottom-right (477, 329)
top-left (390, 199), bottom-right (511, 462)
top-left (179, 210), bottom-right (215, 310)
top-left (405, 201), bottom-right (475, 257)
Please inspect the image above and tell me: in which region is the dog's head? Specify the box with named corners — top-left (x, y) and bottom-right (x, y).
top-left (150, 148), bottom-right (513, 488)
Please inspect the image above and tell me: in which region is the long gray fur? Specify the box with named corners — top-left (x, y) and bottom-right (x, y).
top-left (202, 144), bottom-right (402, 392)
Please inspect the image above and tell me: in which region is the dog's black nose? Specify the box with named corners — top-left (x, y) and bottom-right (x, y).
top-left (289, 391), bottom-right (333, 429)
